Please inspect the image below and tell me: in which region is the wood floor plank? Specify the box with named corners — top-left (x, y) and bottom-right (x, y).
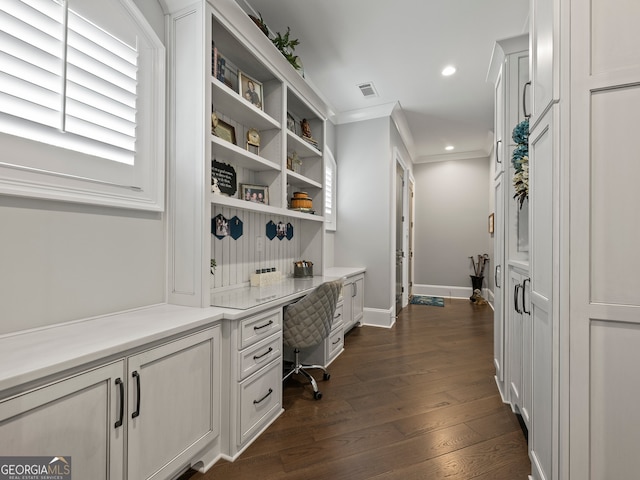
top-left (186, 299), bottom-right (530, 480)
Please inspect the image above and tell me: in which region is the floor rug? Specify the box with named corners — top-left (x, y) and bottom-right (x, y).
top-left (410, 295), bottom-right (445, 307)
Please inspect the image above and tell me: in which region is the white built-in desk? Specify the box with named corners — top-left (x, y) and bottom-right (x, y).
top-left (0, 268), bottom-right (365, 479)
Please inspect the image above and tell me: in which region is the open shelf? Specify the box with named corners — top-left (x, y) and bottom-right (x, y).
top-left (212, 78), bottom-right (280, 131)
top-left (211, 135), bottom-right (281, 172)
top-left (211, 193), bottom-right (324, 222)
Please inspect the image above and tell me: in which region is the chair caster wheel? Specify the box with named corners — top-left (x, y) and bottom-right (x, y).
top-left (323, 373), bottom-right (330, 381)
top-left (313, 391), bottom-right (323, 400)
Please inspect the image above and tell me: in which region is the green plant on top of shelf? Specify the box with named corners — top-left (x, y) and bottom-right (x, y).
top-left (271, 27), bottom-right (301, 70)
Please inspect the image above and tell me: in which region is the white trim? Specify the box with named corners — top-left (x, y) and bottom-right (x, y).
top-left (360, 307), bottom-right (395, 329)
top-left (412, 283), bottom-right (491, 301)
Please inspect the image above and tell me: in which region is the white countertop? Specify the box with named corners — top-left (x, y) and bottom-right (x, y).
top-left (0, 267), bottom-right (366, 396)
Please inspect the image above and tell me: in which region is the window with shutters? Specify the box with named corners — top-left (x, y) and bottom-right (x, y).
top-left (0, 0), bottom-right (165, 211)
top-left (324, 147), bottom-right (337, 231)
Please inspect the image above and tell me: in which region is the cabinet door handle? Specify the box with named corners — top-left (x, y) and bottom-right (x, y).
top-left (254, 320), bottom-right (273, 331)
top-left (114, 378), bottom-right (124, 429)
top-left (253, 347), bottom-right (273, 360)
top-left (496, 139), bottom-right (502, 164)
top-left (523, 81), bottom-right (531, 119)
top-left (495, 265), bottom-right (501, 288)
top-left (131, 371), bottom-right (141, 419)
top-left (514, 284), bottom-right (522, 314)
top-left (253, 388), bottom-right (273, 405)
top-left (522, 278), bottom-right (531, 314)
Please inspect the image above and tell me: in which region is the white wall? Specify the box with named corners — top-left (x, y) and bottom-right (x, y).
top-left (0, 1), bottom-right (167, 336)
top-left (413, 156), bottom-right (493, 295)
top-left (335, 117), bottom-right (391, 311)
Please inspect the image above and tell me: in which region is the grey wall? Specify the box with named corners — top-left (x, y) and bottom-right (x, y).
top-left (0, 1), bottom-right (167, 336)
top-left (413, 156), bottom-right (493, 291)
top-left (335, 117), bottom-right (392, 311)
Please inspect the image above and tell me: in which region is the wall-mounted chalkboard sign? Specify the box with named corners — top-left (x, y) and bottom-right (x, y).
top-left (212, 160), bottom-right (237, 196)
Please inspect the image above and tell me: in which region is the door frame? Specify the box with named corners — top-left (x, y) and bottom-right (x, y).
top-left (392, 147), bottom-right (411, 315)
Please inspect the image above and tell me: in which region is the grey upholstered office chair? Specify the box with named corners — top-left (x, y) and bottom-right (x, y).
top-left (283, 279), bottom-right (342, 400)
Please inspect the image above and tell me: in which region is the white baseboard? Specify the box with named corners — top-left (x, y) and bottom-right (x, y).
top-left (412, 283), bottom-right (492, 301)
top-left (361, 307), bottom-right (395, 328)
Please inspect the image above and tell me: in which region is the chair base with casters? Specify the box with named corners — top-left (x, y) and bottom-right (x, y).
top-left (282, 279), bottom-right (342, 400)
top-left (283, 348), bottom-right (330, 400)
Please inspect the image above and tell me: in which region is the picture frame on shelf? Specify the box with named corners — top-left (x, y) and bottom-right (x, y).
top-left (238, 71), bottom-right (263, 110)
top-left (286, 112), bottom-right (297, 134)
top-left (214, 118), bottom-right (236, 145)
top-left (241, 184), bottom-right (269, 204)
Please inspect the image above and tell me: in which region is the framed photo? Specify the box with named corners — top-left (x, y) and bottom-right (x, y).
top-left (238, 71), bottom-right (263, 110)
top-left (286, 112), bottom-right (296, 133)
top-left (488, 213), bottom-right (495, 234)
top-left (241, 184), bottom-right (269, 204)
top-left (214, 118), bottom-right (236, 145)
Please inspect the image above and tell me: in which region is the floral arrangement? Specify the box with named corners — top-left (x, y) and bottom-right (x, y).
top-left (511, 119), bottom-right (529, 208)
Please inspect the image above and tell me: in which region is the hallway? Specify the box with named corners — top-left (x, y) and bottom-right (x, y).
top-left (190, 299), bottom-right (530, 479)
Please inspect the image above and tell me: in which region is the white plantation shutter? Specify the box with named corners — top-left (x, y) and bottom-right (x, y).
top-left (324, 148), bottom-right (337, 231)
top-left (0, 0), bottom-right (164, 211)
top-left (0, 0), bottom-right (138, 164)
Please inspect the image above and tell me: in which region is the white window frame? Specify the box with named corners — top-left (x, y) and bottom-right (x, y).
top-left (0, 0), bottom-right (165, 211)
top-left (324, 147), bottom-right (337, 231)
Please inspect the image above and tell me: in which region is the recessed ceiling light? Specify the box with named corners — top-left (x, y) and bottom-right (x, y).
top-left (442, 66), bottom-right (456, 76)
top-left (445, 145), bottom-right (455, 151)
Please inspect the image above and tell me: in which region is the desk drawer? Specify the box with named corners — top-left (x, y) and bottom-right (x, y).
top-left (239, 360), bottom-right (281, 445)
top-left (238, 333), bottom-right (281, 381)
top-left (239, 309), bottom-right (281, 349)
top-left (332, 304), bottom-right (344, 329)
top-left (327, 325), bottom-right (344, 361)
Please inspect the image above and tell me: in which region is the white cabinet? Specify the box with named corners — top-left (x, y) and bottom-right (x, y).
top-left (166, 0), bottom-right (330, 307)
top-left (528, 105), bottom-right (558, 480)
top-left (0, 362), bottom-right (125, 480)
top-left (228, 308), bottom-right (283, 457)
top-left (488, 34), bottom-right (529, 404)
top-left (343, 274), bottom-right (364, 332)
top-left (0, 326), bottom-right (221, 480)
top-left (127, 327), bottom-right (220, 480)
top-left (529, 0), bottom-right (560, 128)
top-left (507, 267), bottom-right (531, 431)
top-left (493, 174), bottom-right (506, 396)
top-left (298, 302), bottom-right (345, 367)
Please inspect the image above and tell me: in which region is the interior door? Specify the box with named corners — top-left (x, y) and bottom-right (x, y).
top-left (395, 163), bottom-right (404, 315)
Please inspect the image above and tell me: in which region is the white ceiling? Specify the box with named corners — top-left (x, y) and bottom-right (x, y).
top-left (241, 0), bottom-right (529, 163)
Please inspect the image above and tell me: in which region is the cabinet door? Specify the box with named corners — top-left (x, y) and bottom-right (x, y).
top-left (352, 275), bottom-right (364, 325)
top-left (0, 362), bottom-right (125, 480)
top-left (494, 66), bottom-right (505, 178)
top-left (529, 107), bottom-right (556, 480)
top-left (530, 0), bottom-right (559, 126)
top-left (508, 268), bottom-right (523, 407)
top-left (493, 175), bottom-right (506, 388)
top-left (127, 327), bottom-right (220, 480)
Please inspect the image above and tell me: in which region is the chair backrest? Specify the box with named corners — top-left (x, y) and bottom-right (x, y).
top-left (283, 279), bottom-right (343, 350)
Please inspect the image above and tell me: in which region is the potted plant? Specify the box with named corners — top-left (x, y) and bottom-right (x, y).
top-left (272, 27), bottom-right (302, 71)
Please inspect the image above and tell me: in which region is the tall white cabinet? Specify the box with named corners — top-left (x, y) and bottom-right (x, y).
top-left (488, 34), bottom-right (530, 413)
top-left (567, 0), bottom-right (640, 479)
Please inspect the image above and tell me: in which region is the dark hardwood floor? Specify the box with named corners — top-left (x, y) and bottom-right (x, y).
top-left (187, 298), bottom-right (530, 479)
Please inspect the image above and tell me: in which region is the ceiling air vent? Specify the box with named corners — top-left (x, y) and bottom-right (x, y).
top-left (357, 82), bottom-right (378, 98)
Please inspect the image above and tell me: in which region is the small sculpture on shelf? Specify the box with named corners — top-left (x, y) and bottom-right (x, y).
top-left (300, 118), bottom-right (318, 148)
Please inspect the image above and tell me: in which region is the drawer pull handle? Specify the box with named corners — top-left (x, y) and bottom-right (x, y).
top-left (334, 313), bottom-right (341, 319)
top-left (253, 388), bottom-right (273, 405)
top-left (131, 371), bottom-right (141, 419)
top-left (254, 320), bottom-right (273, 331)
top-left (114, 378), bottom-right (124, 428)
top-left (332, 338), bottom-right (341, 345)
top-left (253, 347), bottom-right (273, 360)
